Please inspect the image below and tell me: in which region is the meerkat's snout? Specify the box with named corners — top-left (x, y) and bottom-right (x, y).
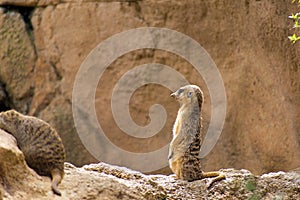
top-left (171, 88), bottom-right (184, 99)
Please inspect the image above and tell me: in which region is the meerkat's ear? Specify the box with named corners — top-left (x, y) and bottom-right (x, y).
top-left (194, 88), bottom-right (203, 109)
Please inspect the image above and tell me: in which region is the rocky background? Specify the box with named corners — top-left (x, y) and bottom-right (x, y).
top-left (0, 0), bottom-right (300, 178)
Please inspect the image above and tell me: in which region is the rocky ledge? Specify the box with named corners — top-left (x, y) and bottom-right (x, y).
top-left (0, 129), bottom-right (299, 200)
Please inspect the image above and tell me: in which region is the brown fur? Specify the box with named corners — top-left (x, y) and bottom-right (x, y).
top-left (169, 85), bottom-right (225, 187)
top-left (0, 110), bottom-right (65, 195)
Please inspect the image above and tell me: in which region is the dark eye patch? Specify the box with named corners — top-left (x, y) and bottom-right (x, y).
top-left (177, 88), bottom-right (184, 95)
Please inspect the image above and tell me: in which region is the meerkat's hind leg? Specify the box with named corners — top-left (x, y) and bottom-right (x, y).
top-left (201, 171), bottom-right (225, 188)
top-left (51, 169), bottom-right (63, 196)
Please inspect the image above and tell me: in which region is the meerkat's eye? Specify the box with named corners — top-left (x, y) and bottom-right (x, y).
top-left (187, 91), bottom-right (193, 98)
top-left (177, 88), bottom-right (184, 95)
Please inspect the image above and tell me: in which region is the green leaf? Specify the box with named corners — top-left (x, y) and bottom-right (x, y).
top-left (245, 181), bottom-right (256, 191)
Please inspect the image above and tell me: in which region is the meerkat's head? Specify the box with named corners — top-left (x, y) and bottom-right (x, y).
top-left (171, 85), bottom-right (203, 109)
top-left (0, 109), bottom-right (21, 128)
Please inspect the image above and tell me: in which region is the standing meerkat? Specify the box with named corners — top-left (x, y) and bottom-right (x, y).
top-left (168, 85), bottom-right (225, 187)
top-left (0, 110), bottom-right (65, 195)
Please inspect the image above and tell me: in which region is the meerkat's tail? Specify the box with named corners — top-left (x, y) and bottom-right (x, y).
top-left (51, 169), bottom-right (63, 196)
top-left (202, 171), bottom-right (225, 188)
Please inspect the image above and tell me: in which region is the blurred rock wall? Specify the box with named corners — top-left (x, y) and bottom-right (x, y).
top-left (0, 0), bottom-right (299, 174)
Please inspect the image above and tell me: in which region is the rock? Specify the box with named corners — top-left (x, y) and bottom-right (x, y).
top-left (0, 0), bottom-right (299, 175)
top-left (1, 129), bottom-right (300, 199)
top-left (0, 9), bottom-right (35, 113)
top-left (0, 130), bottom-right (48, 200)
top-left (0, 0), bottom-right (127, 7)
top-left (0, 0), bottom-right (61, 7)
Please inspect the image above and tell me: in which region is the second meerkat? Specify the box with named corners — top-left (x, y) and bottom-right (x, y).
top-left (168, 85), bottom-right (225, 187)
top-left (0, 110), bottom-right (65, 195)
